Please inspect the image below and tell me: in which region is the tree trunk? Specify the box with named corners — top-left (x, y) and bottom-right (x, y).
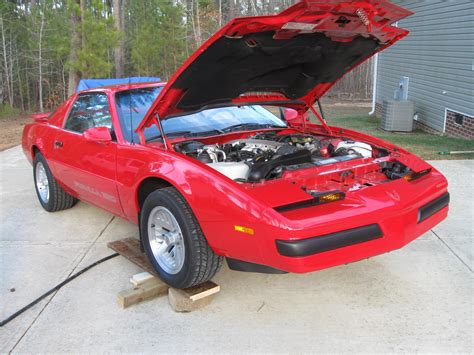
top-left (234, 0), bottom-right (241, 18)
top-left (185, 0), bottom-right (193, 54)
top-left (218, 0), bottom-right (222, 28)
top-left (38, 7), bottom-right (45, 112)
top-left (26, 71), bottom-right (31, 111)
top-left (16, 48), bottom-right (25, 112)
top-left (112, 0), bottom-right (124, 77)
top-left (68, 0), bottom-right (82, 96)
top-left (250, 0), bottom-right (258, 15)
top-left (80, 0), bottom-right (85, 49)
top-left (195, 0), bottom-right (202, 46)
top-left (0, 15), bottom-right (13, 107)
top-left (8, 31), bottom-right (13, 106)
top-left (61, 59), bottom-right (66, 101)
top-left (190, 0), bottom-right (198, 46)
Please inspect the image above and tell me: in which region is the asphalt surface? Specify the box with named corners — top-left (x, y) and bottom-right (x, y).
top-left (0, 146), bottom-right (472, 353)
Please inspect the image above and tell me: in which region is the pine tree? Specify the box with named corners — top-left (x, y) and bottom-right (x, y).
top-left (0, 0), bottom-right (374, 113)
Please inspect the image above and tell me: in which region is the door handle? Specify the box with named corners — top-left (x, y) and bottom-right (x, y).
top-left (54, 140), bottom-right (63, 148)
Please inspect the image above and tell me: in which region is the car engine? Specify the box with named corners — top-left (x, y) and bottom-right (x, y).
top-left (174, 132), bottom-right (377, 182)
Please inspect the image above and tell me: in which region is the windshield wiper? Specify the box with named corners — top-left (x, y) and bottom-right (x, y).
top-left (222, 123), bottom-right (285, 133)
top-left (145, 129), bottom-right (224, 143)
top-left (145, 130), bottom-right (192, 142)
top-left (184, 129), bottom-right (224, 137)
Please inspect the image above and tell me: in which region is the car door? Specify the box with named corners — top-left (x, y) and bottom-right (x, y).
top-left (52, 92), bottom-right (123, 216)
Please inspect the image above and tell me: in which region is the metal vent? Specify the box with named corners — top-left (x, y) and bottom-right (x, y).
top-left (380, 100), bottom-right (414, 132)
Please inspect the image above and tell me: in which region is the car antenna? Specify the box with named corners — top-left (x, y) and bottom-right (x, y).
top-left (128, 77), bottom-right (134, 145)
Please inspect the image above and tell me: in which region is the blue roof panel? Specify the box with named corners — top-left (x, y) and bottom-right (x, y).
top-left (76, 77), bottom-right (161, 92)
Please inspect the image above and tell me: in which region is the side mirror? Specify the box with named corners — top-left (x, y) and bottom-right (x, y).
top-left (283, 108), bottom-right (299, 122)
top-left (31, 112), bottom-right (51, 123)
top-left (83, 126), bottom-right (112, 145)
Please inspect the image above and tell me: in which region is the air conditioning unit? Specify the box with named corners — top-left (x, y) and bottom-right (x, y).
top-left (380, 99), bottom-right (414, 132)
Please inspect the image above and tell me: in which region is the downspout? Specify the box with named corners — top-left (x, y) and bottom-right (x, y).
top-left (370, 21), bottom-right (398, 115)
top-left (368, 53), bottom-right (378, 116)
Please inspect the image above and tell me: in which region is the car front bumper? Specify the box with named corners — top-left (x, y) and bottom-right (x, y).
top-left (262, 191), bottom-right (449, 274)
top-left (275, 192), bottom-right (449, 259)
top-left (230, 169), bottom-right (450, 274)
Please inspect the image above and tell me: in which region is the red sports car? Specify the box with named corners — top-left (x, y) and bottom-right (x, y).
top-left (22, 0), bottom-right (449, 288)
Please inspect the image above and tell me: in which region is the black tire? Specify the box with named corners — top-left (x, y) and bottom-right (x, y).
top-left (33, 153), bottom-right (76, 212)
top-left (140, 187), bottom-right (223, 289)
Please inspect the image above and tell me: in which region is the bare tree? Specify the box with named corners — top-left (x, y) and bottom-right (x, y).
top-left (68, 0), bottom-right (82, 95)
top-left (112, 0), bottom-right (124, 77)
top-left (251, 0), bottom-right (258, 15)
top-left (16, 53), bottom-right (25, 111)
top-left (190, 0), bottom-right (201, 46)
top-left (0, 15), bottom-right (13, 107)
top-left (195, 0), bottom-right (202, 46)
top-left (37, 4), bottom-right (45, 111)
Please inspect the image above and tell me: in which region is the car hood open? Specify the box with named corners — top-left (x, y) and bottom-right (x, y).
top-left (137, 0), bottom-right (411, 131)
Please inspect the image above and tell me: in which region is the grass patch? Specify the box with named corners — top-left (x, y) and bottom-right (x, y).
top-left (325, 114), bottom-right (474, 160)
top-left (0, 104), bottom-right (21, 119)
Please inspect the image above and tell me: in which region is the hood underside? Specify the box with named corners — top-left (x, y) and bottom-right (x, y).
top-left (174, 31), bottom-right (380, 111)
top-left (138, 0), bottom-right (412, 131)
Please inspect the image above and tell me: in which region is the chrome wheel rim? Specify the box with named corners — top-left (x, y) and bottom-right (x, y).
top-left (35, 162), bottom-right (49, 204)
top-left (147, 206), bottom-right (185, 274)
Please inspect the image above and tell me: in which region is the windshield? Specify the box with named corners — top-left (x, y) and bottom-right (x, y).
top-left (115, 87), bottom-right (287, 142)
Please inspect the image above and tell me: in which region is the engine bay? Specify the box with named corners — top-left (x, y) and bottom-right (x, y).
top-left (173, 131), bottom-right (416, 188)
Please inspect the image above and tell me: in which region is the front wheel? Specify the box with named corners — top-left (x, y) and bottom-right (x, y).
top-left (33, 153), bottom-right (76, 212)
top-left (140, 187), bottom-right (223, 289)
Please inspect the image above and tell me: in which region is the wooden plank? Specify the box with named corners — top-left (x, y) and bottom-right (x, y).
top-left (168, 281), bottom-right (220, 312)
top-left (117, 278), bottom-right (168, 309)
top-left (130, 272), bottom-right (155, 287)
top-left (107, 237), bottom-right (158, 277)
top-left (180, 281), bottom-right (220, 302)
top-left (109, 237), bottom-right (220, 311)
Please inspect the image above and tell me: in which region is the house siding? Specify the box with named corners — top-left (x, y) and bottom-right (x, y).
top-left (375, 0), bottom-right (474, 135)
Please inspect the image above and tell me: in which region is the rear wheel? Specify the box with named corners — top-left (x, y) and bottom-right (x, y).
top-left (33, 153), bottom-right (76, 212)
top-left (140, 187), bottom-right (223, 289)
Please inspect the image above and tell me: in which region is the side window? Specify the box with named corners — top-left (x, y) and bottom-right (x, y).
top-left (64, 93), bottom-right (113, 134)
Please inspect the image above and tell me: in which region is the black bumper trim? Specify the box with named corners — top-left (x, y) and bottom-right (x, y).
top-left (276, 224), bottom-right (383, 257)
top-left (418, 192), bottom-right (449, 223)
top-left (226, 258), bottom-right (288, 274)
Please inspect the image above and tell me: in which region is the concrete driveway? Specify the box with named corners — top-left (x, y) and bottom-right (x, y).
top-left (1, 146), bottom-right (472, 353)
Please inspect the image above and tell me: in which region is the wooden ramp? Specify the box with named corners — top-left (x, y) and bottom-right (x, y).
top-left (108, 237), bottom-right (157, 276)
top-left (108, 237), bottom-right (220, 311)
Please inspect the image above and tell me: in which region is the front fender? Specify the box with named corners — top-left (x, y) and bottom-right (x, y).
top-left (116, 144), bottom-right (280, 261)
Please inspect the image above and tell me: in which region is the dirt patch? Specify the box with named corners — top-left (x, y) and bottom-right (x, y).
top-left (0, 115), bottom-right (31, 151)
